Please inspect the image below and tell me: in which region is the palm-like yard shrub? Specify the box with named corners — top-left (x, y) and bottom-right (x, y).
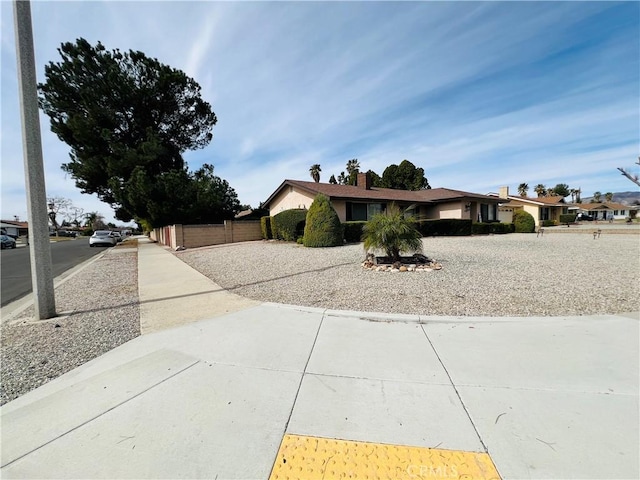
top-left (362, 206), bottom-right (423, 262)
top-left (303, 194), bottom-right (343, 247)
top-left (513, 209), bottom-right (536, 233)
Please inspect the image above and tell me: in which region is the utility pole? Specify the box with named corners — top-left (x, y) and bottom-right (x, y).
top-left (13, 0), bottom-right (56, 319)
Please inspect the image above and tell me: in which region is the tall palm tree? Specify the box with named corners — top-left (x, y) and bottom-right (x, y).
top-left (517, 183), bottom-right (529, 197)
top-left (570, 188), bottom-right (576, 203)
top-left (605, 192), bottom-right (613, 202)
top-left (592, 191), bottom-right (602, 203)
top-left (345, 159), bottom-right (360, 185)
top-left (84, 211), bottom-right (105, 230)
top-left (534, 184), bottom-right (546, 197)
top-left (309, 164), bottom-right (321, 183)
top-left (546, 187), bottom-right (555, 197)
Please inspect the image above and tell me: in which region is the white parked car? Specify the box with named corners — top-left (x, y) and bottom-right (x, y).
top-left (89, 230), bottom-right (117, 247)
top-left (111, 231), bottom-right (123, 243)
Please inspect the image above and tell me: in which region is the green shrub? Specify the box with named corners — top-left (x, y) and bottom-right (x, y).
top-left (559, 214), bottom-right (577, 225)
top-left (343, 221), bottom-right (367, 243)
top-left (417, 219), bottom-right (472, 236)
top-left (271, 209), bottom-right (307, 241)
top-left (513, 210), bottom-right (536, 233)
top-left (303, 194), bottom-right (343, 247)
top-left (541, 219), bottom-right (558, 227)
top-left (363, 206), bottom-right (422, 262)
top-left (472, 222), bottom-right (514, 235)
top-left (260, 216), bottom-right (272, 239)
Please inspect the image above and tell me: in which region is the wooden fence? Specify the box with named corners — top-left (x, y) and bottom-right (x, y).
top-left (150, 221), bottom-right (262, 249)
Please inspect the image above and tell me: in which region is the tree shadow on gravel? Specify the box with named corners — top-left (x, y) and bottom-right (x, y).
top-left (223, 262), bottom-right (354, 291)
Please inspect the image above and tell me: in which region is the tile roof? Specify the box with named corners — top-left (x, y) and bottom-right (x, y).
top-left (533, 196), bottom-right (566, 205)
top-left (265, 179), bottom-right (500, 206)
top-left (577, 202), bottom-right (630, 211)
top-left (492, 194), bottom-right (566, 207)
top-left (0, 220), bottom-right (28, 228)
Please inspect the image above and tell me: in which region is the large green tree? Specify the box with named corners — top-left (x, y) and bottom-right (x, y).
top-left (125, 164), bottom-right (240, 227)
top-left (552, 183), bottom-right (571, 198)
top-left (38, 38), bottom-right (218, 223)
top-left (381, 160), bottom-right (430, 190)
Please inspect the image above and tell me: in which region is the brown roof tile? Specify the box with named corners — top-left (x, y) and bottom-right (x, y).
top-left (265, 180), bottom-right (500, 206)
top-left (578, 202), bottom-right (630, 211)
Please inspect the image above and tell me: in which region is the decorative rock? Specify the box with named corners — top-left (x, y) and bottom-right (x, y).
top-left (360, 256), bottom-right (443, 272)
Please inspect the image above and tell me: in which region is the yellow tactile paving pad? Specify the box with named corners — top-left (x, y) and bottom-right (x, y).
top-left (269, 434), bottom-right (501, 480)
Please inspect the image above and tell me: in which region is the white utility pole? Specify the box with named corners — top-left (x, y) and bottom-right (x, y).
top-left (13, 0), bottom-right (56, 319)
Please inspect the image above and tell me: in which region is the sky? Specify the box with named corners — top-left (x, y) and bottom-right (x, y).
top-left (1, 1), bottom-right (639, 226)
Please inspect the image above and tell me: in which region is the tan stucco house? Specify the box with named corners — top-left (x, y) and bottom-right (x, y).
top-left (489, 186), bottom-right (570, 226)
top-left (572, 202), bottom-right (636, 221)
top-left (263, 173), bottom-right (502, 222)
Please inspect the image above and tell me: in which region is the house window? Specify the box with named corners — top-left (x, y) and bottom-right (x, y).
top-left (368, 203), bottom-right (383, 219)
top-left (405, 206), bottom-right (417, 218)
top-left (614, 210), bottom-right (619, 216)
top-left (540, 207), bottom-right (550, 221)
top-left (479, 204), bottom-right (496, 222)
top-left (348, 203), bottom-right (367, 221)
top-left (346, 202), bottom-right (384, 221)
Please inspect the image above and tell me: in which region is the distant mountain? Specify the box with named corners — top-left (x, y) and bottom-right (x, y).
top-left (581, 191), bottom-right (640, 205)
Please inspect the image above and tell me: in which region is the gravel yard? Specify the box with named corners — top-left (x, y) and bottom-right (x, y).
top-left (177, 233), bottom-right (640, 317)
top-left (0, 247), bottom-right (140, 406)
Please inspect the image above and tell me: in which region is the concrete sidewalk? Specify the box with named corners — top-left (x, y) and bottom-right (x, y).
top-left (1, 240), bottom-right (638, 479)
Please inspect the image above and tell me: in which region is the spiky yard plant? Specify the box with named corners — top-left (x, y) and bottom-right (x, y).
top-left (362, 205), bottom-right (423, 262)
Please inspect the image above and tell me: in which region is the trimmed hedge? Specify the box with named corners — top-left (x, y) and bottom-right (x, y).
top-left (541, 219), bottom-right (558, 227)
top-left (559, 214), bottom-right (577, 225)
top-left (271, 209), bottom-right (307, 241)
top-left (260, 216), bottom-right (272, 240)
top-left (343, 221), bottom-right (367, 243)
top-left (513, 210), bottom-right (536, 233)
top-left (417, 219), bottom-right (472, 236)
top-left (303, 194), bottom-right (343, 247)
top-left (471, 222), bottom-right (515, 235)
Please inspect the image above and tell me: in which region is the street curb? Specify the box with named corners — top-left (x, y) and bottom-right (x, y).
top-left (260, 302), bottom-right (639, 324)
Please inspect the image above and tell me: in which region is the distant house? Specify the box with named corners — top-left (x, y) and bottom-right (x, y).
top-left (0, 220), bottom-right (28, 238)
top-left (263, 173), bottom-right (502, 222)
top-left (572, 202), bottom-right (635, 221)
top-left (488, 187), bottom-right (570, 226)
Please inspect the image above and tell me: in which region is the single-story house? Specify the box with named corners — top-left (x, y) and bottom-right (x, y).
top-left (0, 220), bottom-right (28, 238)
top-left (571, 202), bottom-right (636, 221)
top-left (263, 173), bottom-right (502, 222)
top-left (488, 187), bottom-right (570, 226)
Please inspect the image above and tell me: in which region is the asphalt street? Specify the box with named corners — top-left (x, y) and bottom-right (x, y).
top-left (0, 238), bottom-right (105, 306)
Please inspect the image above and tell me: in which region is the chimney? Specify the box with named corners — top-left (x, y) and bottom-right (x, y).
top-left (499, 186), bottom-right (509, 199)
top-left (357, 172), bottom-right (372, 190)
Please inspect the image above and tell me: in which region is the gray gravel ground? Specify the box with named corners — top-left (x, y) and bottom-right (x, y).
top-left (0, 246), bottom-right (139, 406)
top-left (177, 233), bottom-right (640, 317)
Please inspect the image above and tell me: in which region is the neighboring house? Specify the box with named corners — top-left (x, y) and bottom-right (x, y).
top-left (572, 202), bottom-right (635, 221)
top-left (263, 173), bottom-right (502, 222)
top-left (488, 187), bottom-right (570, 226)
top-left (0, 220), bottom-right (28, 238)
